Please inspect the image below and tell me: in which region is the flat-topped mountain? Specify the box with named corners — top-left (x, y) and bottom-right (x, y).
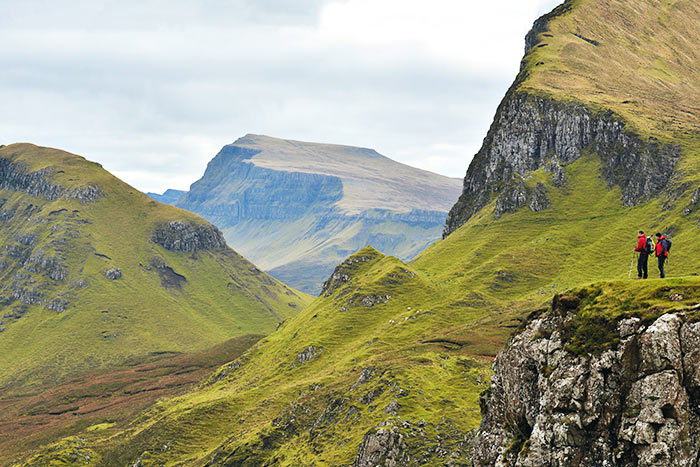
top-left (174, 134), bottom-right (462, 293)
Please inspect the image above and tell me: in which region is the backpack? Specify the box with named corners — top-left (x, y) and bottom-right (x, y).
top-left (665, 238), bottom-right (672, 253)
top-left (646, 237), bottom-right (653, 254)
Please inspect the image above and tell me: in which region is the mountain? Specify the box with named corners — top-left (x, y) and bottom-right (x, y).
top-left (174, 134), bottom-right (462, 294)
top-left (12, 0), bottom-right (700, 465)
top-left (0, 143), bottom-right (310, 458)
top-left (146, 188), bottom-right (185, 205)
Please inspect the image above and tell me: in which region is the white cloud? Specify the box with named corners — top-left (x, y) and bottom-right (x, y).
top-left (0, 0), bottom-right (563, 193)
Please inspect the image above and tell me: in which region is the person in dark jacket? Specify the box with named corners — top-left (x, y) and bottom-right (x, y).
top-left (634, 230), bottom-right (649, 279)
top-left (655, 232), bottom-right (669, 278)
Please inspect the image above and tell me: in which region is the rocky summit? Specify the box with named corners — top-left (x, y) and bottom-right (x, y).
top-left (172, 134), bottom-right (462, 294)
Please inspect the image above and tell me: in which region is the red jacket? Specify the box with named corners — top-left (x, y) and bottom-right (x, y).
top-left (635, 235), bottom-right (647, 254)
top-left (656, 236), bottom-right (668, 257)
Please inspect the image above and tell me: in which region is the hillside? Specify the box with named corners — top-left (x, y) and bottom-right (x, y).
top-left (173, 135), bottom-right (462, 294)
top-left (0, 143), bottom-right (310, 460)
top-left (11, 0), bottom-right (700, 465)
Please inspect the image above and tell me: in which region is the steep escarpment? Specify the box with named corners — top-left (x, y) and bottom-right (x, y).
top-left (176, 134), bottom-right (462, 294)
top-left (474, 280), bottom-right (700, 466)
top-left (444, 94), bottom-right (680, 236)
top-left (445, 0), bottom-right (700, 237)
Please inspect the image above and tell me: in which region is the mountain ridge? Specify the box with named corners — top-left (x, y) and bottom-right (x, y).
top-left (174, 134), bottom-right (462, 293)
top-left (0, 142), bottom-right (310, 392)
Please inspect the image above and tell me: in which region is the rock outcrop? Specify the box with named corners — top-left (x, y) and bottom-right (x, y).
top-left (474, 301), bottom-right (700, 466)
top-left (0, 158), bottom-right (103, 203)
top-left (151, 221), bottom-right (227, 252)
top-left (444, 94), bottom-right (681, 236)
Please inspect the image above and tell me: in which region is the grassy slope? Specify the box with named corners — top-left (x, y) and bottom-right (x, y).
top-left (0, 335), bottom-right (262, 464)
top-left (13, 0), bottom-right (700, 464)
top-left (0, 143), bottom-right (310, 391)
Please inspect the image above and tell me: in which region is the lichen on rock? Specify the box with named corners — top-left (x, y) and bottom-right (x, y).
top-left (473, 302), bottom-right (700, 466)
top-left (151, 221), bottom-right (227, 252)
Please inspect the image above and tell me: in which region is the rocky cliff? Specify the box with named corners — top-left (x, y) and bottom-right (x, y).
top-left (474, 285), bottom-right (700, 466)
top-left (443, 0), bottom-right (698, 237)
top-left (444, 91), bottom-right (681, 237)
top-left (176, 135), bottom-right (462, 294)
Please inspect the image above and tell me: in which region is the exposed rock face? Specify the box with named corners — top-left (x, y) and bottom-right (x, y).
top-left (473, 306), bottom-right (700, 466)
top-left (493, 180), bottom-right (528, 219)
top-left (174, 136), bottom-right (461, 294)
top-left (529, 182), bottom-right (551, 212)
top-left (293, 345), bottom-right (323, 366)
top-left (353, 427), bottom-right (409, 467)
top-left (152, 221), bottom-right (227, 252)
top-left (444, 94), bottom-right (681, 237)
top-left (0, 158), bottom-right (103, 203)
top-left (321, 253), bottom-right (376, 297)
top-left (682, 187), bottom-right (700, 216)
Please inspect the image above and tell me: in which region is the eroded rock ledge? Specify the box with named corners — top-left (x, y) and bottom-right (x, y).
top-left (444, 93), bottom-right (681, 237)
top-left (0, 158), bottom-right (103, 203)
top-left (151, 221), bottom-right (227, 252)
top-left (474, 301), bottom-right (700, 466)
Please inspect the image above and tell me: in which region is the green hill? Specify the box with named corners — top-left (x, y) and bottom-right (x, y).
top-left (0, 143), bottom-right (309, 393)
top-left (10, 0), bottom-right (700, 465)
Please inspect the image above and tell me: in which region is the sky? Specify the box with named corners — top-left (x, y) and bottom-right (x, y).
top-left (0, 0), bottom-right (562, 193)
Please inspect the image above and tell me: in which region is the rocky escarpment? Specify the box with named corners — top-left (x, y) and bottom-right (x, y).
top-left (0, 158), bottom-right (103, 203)
top-left (473, 297), bottom-right (700, 466)
top-left (177, 144), bottom-right (344, 221)
top-left (151, 221), bottom-right (227, 252)
top-left (444, 93), bottom-right (681, 236)
top-left (174, 136), bottom-right (461, 294)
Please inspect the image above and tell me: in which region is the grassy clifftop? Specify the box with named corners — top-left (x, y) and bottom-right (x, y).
top-left (520, 0), bottom-right (700, 142)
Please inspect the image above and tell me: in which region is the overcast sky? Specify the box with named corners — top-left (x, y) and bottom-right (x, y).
top-left (1, 0), bottom-right (562, 193)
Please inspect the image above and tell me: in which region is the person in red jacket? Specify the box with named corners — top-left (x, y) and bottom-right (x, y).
top-left (634, 230), bottom-right (649, 279)
top-left (655, 232), bottom-right (669, 278)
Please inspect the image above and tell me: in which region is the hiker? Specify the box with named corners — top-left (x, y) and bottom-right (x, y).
top-left (634, 230), bottom-right (650, 279)
top-left (655, 232), bottom-right (670, 278)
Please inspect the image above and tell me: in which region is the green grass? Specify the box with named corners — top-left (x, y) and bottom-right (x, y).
top-left (13, 149), bottom-right (700, 464)
top-left (37, 151), bottom-right (699, 465)
top-left (0, 144), bottom-right (311, 394)
top-left (11, 1), bottom-right (700, 465)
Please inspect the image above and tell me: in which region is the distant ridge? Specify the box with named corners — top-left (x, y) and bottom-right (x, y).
top-left (174, 134), bottom-right (462, 293)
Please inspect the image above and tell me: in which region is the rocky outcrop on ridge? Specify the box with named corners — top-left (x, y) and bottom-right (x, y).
top-left (151, 221), bottom-right (227, 252)
top-left (474, 298), bottom-right (700, 466)
top-left (0, 158), bottom-right (103, 203)
top-left (444, 94), bottom-right (681, 236)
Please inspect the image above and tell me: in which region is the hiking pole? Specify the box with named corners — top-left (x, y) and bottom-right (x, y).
top-left (628, 252), bottom-right (636, 279)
